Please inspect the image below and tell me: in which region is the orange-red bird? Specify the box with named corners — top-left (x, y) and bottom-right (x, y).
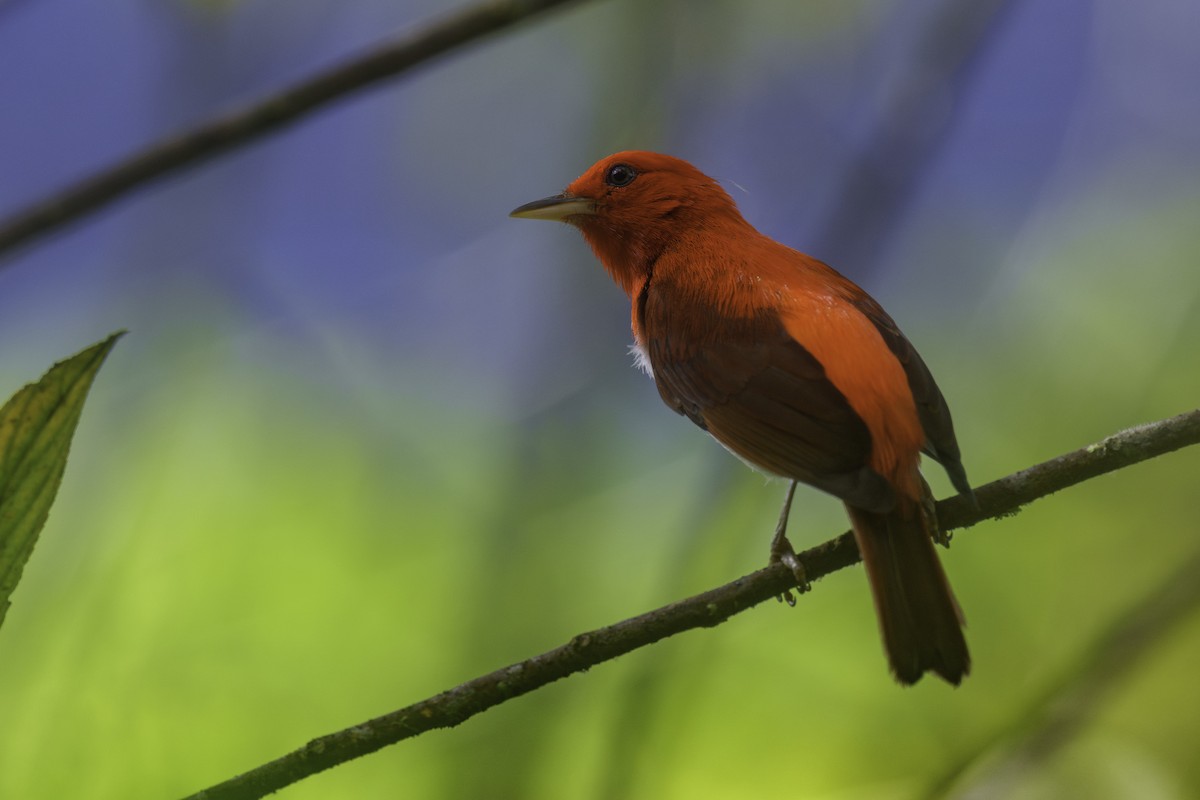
top-left (511, 151), bottom-right (972, 685)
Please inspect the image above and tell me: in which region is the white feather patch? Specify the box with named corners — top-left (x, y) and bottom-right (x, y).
top-left (628, 342), bottom-right (653, 377)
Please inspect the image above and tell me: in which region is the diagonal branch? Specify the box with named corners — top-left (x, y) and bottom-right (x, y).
top-left (180, 408), bottom-right (1200, 800)
top-left (0, 0), bottom-right (588, 262)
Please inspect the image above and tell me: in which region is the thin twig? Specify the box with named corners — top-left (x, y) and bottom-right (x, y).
top-left (181, 409), bottom-right (1200, 800)
top-left (0, 0), bottom-right (587, 262)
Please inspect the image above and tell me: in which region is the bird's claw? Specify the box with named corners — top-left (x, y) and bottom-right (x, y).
top-left (919, 483), bottom-right (952, 548)
top-left (770, 540), bottom-right (811, 604)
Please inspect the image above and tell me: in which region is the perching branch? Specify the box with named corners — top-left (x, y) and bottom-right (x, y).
top-left (0, 0), bottom-right (587, 262)
top-left (181, 408), bottom-right (1200, 800)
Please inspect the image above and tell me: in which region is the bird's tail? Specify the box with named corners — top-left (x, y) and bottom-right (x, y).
top-left (846, 493), bottom-right (970, 685)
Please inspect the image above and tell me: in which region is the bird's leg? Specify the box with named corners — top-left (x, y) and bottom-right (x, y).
top-left (769, 480), bottom-right (809, 603)
top-left (769, 479), bottom-right (799, 560)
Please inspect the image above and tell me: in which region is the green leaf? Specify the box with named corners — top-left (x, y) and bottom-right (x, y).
top-left (0, 331), bottom-right (124, 633)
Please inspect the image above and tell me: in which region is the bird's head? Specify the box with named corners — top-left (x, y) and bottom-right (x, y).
top-left (510, 151), bottom-right (747, 296)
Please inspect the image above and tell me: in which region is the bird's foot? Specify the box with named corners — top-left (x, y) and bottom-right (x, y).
top-left (769, 536), bottom-right (810, 606)
top-left (920, 491), bottom-right (952, 548)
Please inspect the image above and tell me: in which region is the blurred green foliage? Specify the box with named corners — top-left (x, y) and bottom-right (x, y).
top-left (1, 1), bottom-right (1198, 798)
top-left (0, 191), bottom-right (1196, 798)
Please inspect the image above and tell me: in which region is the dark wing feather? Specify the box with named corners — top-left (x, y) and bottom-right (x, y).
top-left (647, 311), bottom-right (896, 513)
top-left (850, 294), bottom-right (972, 497)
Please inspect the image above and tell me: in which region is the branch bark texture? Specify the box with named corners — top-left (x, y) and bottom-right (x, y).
top-left (0, 0), bottom-right (585, 261)
top-left (182, 408), bottom-right (1200, 800)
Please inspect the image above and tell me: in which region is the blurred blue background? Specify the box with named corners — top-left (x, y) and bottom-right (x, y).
top-left (1, 1), bottom-right (1198, 798)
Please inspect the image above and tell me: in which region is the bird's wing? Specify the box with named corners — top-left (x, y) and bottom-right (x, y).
top-left (647, 309), bottom-right (896, 513)
top-left (848, 292), bottom-right (972, 496)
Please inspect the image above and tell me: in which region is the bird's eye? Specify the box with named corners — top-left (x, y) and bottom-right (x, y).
top-left (605, 163), bottom-right (637, 187)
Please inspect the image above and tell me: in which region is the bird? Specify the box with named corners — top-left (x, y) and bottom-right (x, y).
top-left (510, 151), bottom-right (972, 685)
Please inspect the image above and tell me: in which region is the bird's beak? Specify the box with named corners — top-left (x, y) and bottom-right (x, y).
top-left (509, 193), bottom-right (596, 222)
